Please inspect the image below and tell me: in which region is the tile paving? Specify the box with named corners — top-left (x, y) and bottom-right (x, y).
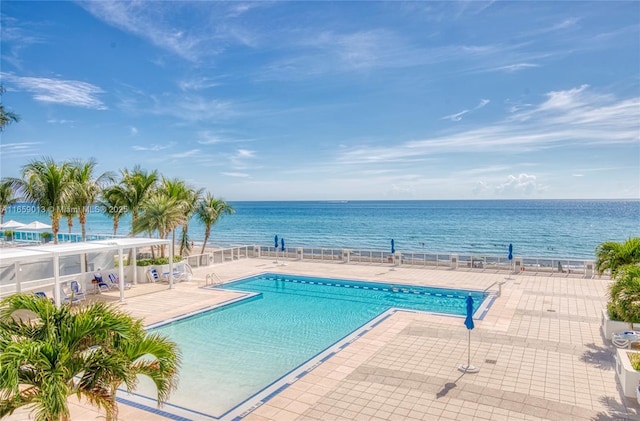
top-left (5, 257), bottom-right (639, 420)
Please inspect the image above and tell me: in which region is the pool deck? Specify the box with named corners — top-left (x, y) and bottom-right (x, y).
top-left (7, 258), bottom-right (639, 420)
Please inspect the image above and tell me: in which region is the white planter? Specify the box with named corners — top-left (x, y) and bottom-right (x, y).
top-left (615, 349), bottom-right (640, 398)
top-left (602, 308), bottom-right (631, 340)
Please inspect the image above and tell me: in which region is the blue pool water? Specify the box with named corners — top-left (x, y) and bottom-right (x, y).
top-left (136, 273), bottom-right (487, 419)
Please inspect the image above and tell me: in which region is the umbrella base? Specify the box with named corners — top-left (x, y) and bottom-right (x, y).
top-left (457, 364), bottom-right (479, 373)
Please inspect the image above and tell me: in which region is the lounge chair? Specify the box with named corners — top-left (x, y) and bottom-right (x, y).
top-left (93, 272), bottom-right (113, 292)
top-left (34, 291), bottom-right (54, 303)
top-left (107, 272), bottom-right (132, 289)
top-left (146, 269), bottom-right (161, 283)
top-left (612, 331), bottom-right (640, 348)
top-left (68, 280), bottom-right (87, 301)
top-left (62, 283), bottom-right (85, 304)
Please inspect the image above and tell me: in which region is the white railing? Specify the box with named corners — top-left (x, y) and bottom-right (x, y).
top-left (181, 245), bottom-right (602, 279)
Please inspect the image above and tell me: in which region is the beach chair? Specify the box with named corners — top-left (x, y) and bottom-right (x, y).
top-left (108, 272), bottom-right (132, 289)
top-left (68, 280), bottom-right (87, 301)
top-left (34, 291), bottom-right (54, 303)
top-left (612, 331), bottom-right (640, 349)
top-left (62, 283), bottom-right (85, 304)
top-left (93, 272), bottom-right (113, 292)
top-left (146, 269), bottom-right (161, 283)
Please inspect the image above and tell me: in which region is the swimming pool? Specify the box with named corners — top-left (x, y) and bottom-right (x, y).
top-left (128, 273), bottom-right (489, 420)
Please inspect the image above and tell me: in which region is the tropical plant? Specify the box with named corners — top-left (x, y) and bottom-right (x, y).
top-left (133, 194), bottom-right (187, 257)
top-left (69, 158), bottom-right (114, 241)
top-left (595, 237), bottom-right (640, 277)
top-left (608, 264), bottom-right (640, 327)
top-left (0, 294), bottom-right (180, 421)
top-left (0, 178), bottom-right (19, 225)
top-left (0, 85), bottom-right (20, 131)
top-left (10, 157), bottom-right (73, 244)
top-left (3, 230), bottom-right (14, 240)
top-left (159, 178), bottom-right (203, 256)
top-left (99, 185), bottom-right (129, 236)
top-left (196, 193), bottom-right (235, 255)
top-left (114, 166), bottom-right (158, 232)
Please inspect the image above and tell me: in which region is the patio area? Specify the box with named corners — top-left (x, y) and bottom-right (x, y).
top-left (4, 258), bottom-right (636, 420)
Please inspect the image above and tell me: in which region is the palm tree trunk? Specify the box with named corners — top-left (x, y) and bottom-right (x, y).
top-left (113, 217), bottom-right (119, 237)
top-left (79, 210), bottom-right (87, 242)
top-left (200, 226), bottom-right (211, 255)
top-left (52, 212), bottom-right (60, 244)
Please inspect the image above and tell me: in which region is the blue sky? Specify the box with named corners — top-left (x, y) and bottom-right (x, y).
top-left (1, 1), bottom-right (639, 200)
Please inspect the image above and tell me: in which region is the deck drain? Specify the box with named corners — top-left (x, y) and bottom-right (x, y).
top-left (546, 309), bottom-right (556, 312)
top-left (485, 359), bottom-right (497, 364)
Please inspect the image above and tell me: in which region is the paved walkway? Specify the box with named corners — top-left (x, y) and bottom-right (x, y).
top-left (6, 258), bottom-right (638, 420)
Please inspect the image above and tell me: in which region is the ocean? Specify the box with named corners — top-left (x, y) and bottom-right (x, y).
top-left (3, 200), bottom-right (639, 260)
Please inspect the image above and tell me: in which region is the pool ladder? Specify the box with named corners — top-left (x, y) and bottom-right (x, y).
top-left (205, 272), bottom-right (223, 287)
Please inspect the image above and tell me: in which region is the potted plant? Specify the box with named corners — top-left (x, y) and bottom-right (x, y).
top-left (3, 230), bottom-right (14, 241)
top-left (615, 348), bottom-right (640, 398)
top-left (596, 238), bottom-right (640, 339)
top-left (41, 231), bottom-right (52, 243)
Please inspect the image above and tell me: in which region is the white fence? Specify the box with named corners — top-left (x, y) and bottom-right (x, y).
top-left (190, 245), bottom-right (601, 278)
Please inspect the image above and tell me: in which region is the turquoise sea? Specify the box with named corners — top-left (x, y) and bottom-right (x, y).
top-left (4, 200), bottom-right (639, 259)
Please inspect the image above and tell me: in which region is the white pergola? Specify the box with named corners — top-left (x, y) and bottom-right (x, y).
top-left (0, 237), bottom-right (173, 306)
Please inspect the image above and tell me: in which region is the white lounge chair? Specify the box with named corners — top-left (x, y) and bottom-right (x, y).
top-left (108, 272), bottom-right (132, 289)
top-left (147, 269), bottom-right (161, 283)
top-left (612, 331), bottom-right (640, 348)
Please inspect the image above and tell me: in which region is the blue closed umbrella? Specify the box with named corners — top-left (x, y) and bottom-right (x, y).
top-left (281, 238), bottom-right (285, 252)
top-left (464, 294), bottom-right (475, 330)
top-left (459, 293), bottom-right (478, 373)
top-left (391, 239), bottom-right (395, 254)
top-left (274, 235), bottom-right (279, 249)
top-left (508, 243), bottom-right (513, 261)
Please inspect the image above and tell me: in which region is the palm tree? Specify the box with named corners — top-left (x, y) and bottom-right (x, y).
top-left (0, 85), bottom-right (20, 131)
top-left (70, 158), bottom-right (114, 241)
top-left (99, 185), bottom-right (129, 236)
top-left (608, 265), bottom-right (640, 328)
top-left (114, 166), bottom-right (158, 234)
top-left (133, 194), bottom-right (187, 257)
top-left (0, 178), bottom-right (19, 225)
top-left (0, 294), bottom-right (180, 421)
top-left (160, 178), bottom-right (203, 256)
top-left (595, 237), bottom-right (640, 277)
top-left (196, 193), bottom-right (235, 255)
top-left (10, 157), bottom-right (73, 244)
top-left (61, 205), bottom-right (77, 234)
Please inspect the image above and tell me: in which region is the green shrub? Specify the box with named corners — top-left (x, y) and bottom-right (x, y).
top-left (628, 352), bottom-right (640, 370)
top-left (608, 301), bottom-right (623, 321)
top-left (134, 256), bottom-right (183, 267)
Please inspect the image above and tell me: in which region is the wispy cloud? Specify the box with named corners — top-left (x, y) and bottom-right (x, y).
top-left (78, 1), bottom-right (264, 62)
top-left (491, 63), bottom-right (540, 73)
top-left (169, 149), bottom-right (201, 159)
top-left (441, 99), bottom-right (490, 121)
top-left (340, 85), bottom-right (639, 164)
top-left (2, 73), bottom-right (106, 109)
top-left (129, 127), bottom-right (138, 136)
top-left (131, 142), bottom-right (175, 151)
top-left (221, 172), bottom-right (250, 178)
top-left (0, 142), bottom-right (43, 158)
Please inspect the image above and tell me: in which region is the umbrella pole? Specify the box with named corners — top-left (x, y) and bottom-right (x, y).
top-left (468, 329), bottom-right (471, 368)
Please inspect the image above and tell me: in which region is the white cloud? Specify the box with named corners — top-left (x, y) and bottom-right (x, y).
top-left (0, 142), bottom-right (42, 158)
top-left (221, 172), bottom-right (250, 178)
top-left (236, 149), bottom-right (255, 158)
top-left (441, 98), bottom-right (489, 121)
top-left (169, 149), bottom-right (201, 159)
top-left (131, 142), bottom-right (174, 151)
top-left (491, 63), bottom-right (540, 73)
top-left (2, 73), bottom-right (106, 109)
top-left (129, 127), bottom-right (138, 136)
top-left (495, 174), bottom-right (543, 195)
top-left (340, 85), bottom-right (639, 164)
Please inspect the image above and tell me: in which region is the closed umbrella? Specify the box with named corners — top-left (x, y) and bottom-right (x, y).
top-left (274, 235), bottom-right (279, 263)
top-left (391, 239), bottom-right (395, 254)
top-left (508, 243), bottom-right (514, 272)
top-left (459, 294), bottom-right (479, 373)
top-left (281, 238), bottom-right (285, 253)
